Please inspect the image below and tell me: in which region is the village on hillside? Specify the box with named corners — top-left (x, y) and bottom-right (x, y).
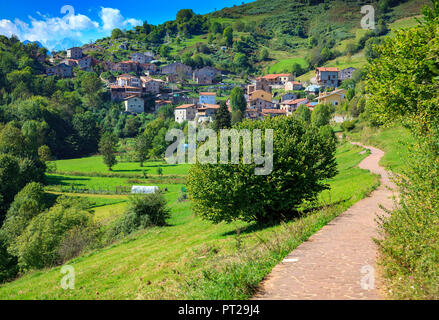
top-left (46, 45), bottom-right (355, 124)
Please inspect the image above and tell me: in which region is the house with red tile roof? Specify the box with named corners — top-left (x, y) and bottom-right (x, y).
top-left (280, 98), bottom-right (309, 115)
top-left (175, 104), bottom-right (197, 123)
top-left (258, 73), bottom-right (293, 85)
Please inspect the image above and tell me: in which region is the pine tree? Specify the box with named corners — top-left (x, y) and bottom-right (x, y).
top-left (213, 101), bottom-right (231, 132)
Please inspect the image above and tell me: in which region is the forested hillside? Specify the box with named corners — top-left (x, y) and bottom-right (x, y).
top-left (82, 0), bottom-right (429, 77)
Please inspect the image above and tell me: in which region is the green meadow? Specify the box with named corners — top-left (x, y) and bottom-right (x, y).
top-left (50, 156), bottom-right (191, 176)
top-left (0, 142), bottom-right (380, 299)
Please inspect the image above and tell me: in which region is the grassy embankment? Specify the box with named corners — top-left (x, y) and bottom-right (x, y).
top-left (0, 141), bottom-right (379, 299)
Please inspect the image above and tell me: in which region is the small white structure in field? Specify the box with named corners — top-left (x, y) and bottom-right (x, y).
top-left (131, 186), bottom-right (159, 194)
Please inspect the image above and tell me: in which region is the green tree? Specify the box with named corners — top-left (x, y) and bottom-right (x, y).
top-left (0, 154), bottom-right (20, 223)
top-left (295, 105), bottom-right (311, 123)
top-left (14, 196), bottom-right (94, 269)
top-left (230, 87), bottom-right (247, 113)
top-left (99, 133), bottom-right (118, 171)
top-left (213, 101), bottom-right (231, 131)
top-left (223, 26), bottom-right (234, 47)
top-left (0, 183), bottom-right (46, 253)
top-left (210, 21), bottom-right (222, 34)
top-left (231, 110), bottom-right (244, 125)
top-left (311, 104), bottom-right (331, 127)
top-left (111, 28), bottom-right (124, 39)
top-left (259, 48), bottom-right (269, 61)
top-left (365, 1), bottom-right (439, 298)
top-left (187, 117), bottom-right (338, 224)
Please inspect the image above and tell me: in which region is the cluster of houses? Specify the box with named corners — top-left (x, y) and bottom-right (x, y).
top-left (45, 45), bottom-right (356, 122)
top-left (173, 67), bottom-right (355, 123)
top-left (174, 92), bottom-right (221, 124)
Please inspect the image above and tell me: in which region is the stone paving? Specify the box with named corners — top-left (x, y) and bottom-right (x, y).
top-left (253, 144), bottom-right (396, 300)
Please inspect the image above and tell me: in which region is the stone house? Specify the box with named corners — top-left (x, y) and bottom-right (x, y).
top-left (46, 63), bottom-right (73, 78)
top-left (284, 81), bottom-right (304, 91)
top-left (124, 96), bottom-right (145, 114)
top-left (192, 67), bottom-right (221, 85)
top-left (66, 47), bottom-right (83, 59)
top-left (174, 104), bottom-right (197, 123)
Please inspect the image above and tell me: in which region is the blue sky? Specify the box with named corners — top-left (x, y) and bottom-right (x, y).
top-left (0, 0), bottom-right (253, 50)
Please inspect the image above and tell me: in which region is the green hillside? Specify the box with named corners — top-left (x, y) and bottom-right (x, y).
top-left (86, 0), bottom-right (430, 78)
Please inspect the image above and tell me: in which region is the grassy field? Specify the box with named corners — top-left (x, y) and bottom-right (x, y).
top-left (268, 57), bottom-right (308, 74)
top-left (50, 157), bottom-right (191, 176)
top-left (346, 124), bottom-right (415, 174)
top-left (0, 142), bottom-right (379, 299)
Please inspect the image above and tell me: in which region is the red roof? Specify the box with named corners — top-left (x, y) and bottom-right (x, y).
top-left (282, 98), bottom-right (308, 105)
top-left (316, 67), bottom-right (339, 72)
top-left (199, 104), bottom-right (220, 109)
top-left (175, 104), bottom-right (196, 109)
top-left (261, 73), bottom-right (291, 80)
top-left (262, 109), bottom-right (286, 114)
top-left (200, 92), bottom-right (217, 96)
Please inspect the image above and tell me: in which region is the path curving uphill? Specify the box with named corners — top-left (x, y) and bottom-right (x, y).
top-left (253, 143), bottom-right (396, 300)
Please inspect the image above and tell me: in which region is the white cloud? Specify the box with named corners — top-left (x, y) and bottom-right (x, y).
top-left (0, 6), bottom-right (141, 51)
top-left (0, 19), bottom-right (20, 37)
top-left (100, 7), bottom-right (142, 31)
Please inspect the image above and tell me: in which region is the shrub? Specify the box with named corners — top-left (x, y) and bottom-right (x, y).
top-left (341, 120), bottom-right (356, 132)
top-left (0, 182), bottom-right (46, 254)
top-left (311, 104), bottom-right (331, 127)
top-left (113, 192), bottom-right (170, 235)
top-left (56, 225), bottom-right (100, 264)
top-left (186, 117), bottom-right (338, 224)
top-left (0, 235), bottom-right (18, 283)
top-left (14, 196), bottom-right (95, 270)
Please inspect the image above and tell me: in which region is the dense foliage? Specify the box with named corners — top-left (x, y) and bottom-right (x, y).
top-left (113, 192), bottom-right (170, 236)
top-left (365, 0), bottom-right (439, 299)
top-left (187, 116), bottom-right (338, 224)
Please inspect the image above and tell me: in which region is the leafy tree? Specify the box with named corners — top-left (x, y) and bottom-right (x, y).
top-left (111, 28), bottom-right (124, 39)
top-left (0, 124), bottom-right (29, 158)
top-left (259, 48), bottom-right (269, 61)
top-left (14, 196), bottom-right (94, 269)
top-left (295, 105), bottom-right (311, 123)
top-left (0, 183), bottom-right (46, 253)
top-left (213, 101), bottom-right (231, 131)
top-left (311, 104), bottom-right (331, 127)
top-left (223, 26), bottom-right (234, 47)
top-left (210, 21), bottom-right (222, 34)
top-left (38, 145), bottom-right (52, 162)
top-left (233, 53), bottom-right (248, 68)
top-left (0, 154), bottom-right (20, 223)
top-left (230, 87), bottom-right (246, 113)
top-left (159, 45), bottom-right (171, 58)
top-left (365, 1), bottom-right (439, 298)
top-left (187, 117), bottom-right (338, 224)
top-left (365, 37), bottom-right (385, 62)
top-left (72, 112), bottom-right (100, 155)
top-left (99, 132), bottom-right (118, 171)
top-left (0, 235), bottom-right (18, 283)
top-left (231, 110), bottom-right (244, 125)
top-left (345, 88), bottom-right (355, 101)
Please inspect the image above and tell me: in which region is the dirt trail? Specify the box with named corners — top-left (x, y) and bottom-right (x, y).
top-left (253, 143), bottom-right (395, 300)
